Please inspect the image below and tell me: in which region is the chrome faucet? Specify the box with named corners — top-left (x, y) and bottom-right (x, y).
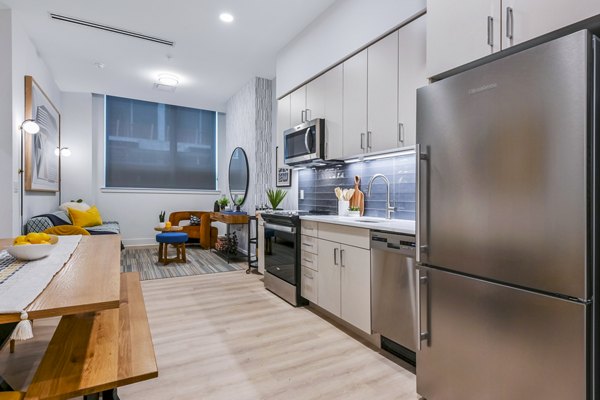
top-left (367, 174), bottom-right (394, 220)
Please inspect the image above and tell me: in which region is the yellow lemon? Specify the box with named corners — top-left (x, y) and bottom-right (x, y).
top-left (13, 235), bottom-right (27, 244)
top-left (39, 240), bottom-right (50, 245)
top-left (14, 242), bottom-right (31, 246)
top-left (39, 233), bottom-right (51, 241)
top-left (165, 221), bottom-right (172, 229)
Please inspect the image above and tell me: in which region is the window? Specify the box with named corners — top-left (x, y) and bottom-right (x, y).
top-left (105, 95), bottom-right (217, 190)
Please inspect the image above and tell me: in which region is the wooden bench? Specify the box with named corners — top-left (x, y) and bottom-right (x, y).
top-left (24, 272), bottom-right (158, 400)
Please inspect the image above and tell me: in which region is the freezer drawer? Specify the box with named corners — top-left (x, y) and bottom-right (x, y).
top-left (416, 31), bottom-right (589, 299)
top-left (417, 267), bottom-right (587, 400)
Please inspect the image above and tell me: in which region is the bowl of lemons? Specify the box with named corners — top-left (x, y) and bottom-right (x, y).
top-left (7, 233), bottom-right (59, 261)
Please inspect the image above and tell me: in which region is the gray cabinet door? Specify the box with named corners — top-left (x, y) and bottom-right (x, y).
top-left (290, 85), bottom-right (306, 127)
top-left (367, 31), bottom-right (398, 153)
top-left (343, 50), bottom-right (368, 158)
top-left (417, 31), bottom-right (589, 299)
top-left (417, 267), bottom-right (587, 400)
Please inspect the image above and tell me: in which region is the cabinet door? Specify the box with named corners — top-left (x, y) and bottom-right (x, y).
top-left (398, 15), bottom-right (427, 148)
top-left (426, 0), bottom-right (501, 77)
top-left (276, 95), bottom-right (291, 168)
top-left (342, 50), bottom-right (368, 158)
top-left (367, 31), bottom-right (399, 153)
top-left (290, 85), bottom-right (307, 127)
top-left (306, 75), bottom-right (325, 121)
top-left (317, 239), bottom-right (341, 317)
top-left (340, 244), bottom-right (371, 334)
top-left (323, 65), bottom-right (344, 160)
top-left (503, 0), bottom-right (600, 48)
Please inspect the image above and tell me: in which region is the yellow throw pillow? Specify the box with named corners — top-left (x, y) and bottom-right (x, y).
top-left (44, 226), bottom-right (91, 236)
top-left (68, 206), bottom-right (103, 228)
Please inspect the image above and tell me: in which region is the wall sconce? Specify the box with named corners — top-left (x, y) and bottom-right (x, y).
top-left (19, 119), bottom-right (40, 234)
top-left (55, 147), bottom-right (72, 157)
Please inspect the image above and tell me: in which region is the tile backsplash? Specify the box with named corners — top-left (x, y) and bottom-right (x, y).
top-left (298, 153), bottom-right (416, 220)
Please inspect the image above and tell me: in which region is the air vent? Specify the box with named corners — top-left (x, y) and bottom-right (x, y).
top-left (49, 13), bottom-right (174, 46)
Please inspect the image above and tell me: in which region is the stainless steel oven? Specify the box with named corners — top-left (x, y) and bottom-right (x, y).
top-left (261, 213), bottom-right (304, 306)
top-left (283, 118), bottom-right (325, 166)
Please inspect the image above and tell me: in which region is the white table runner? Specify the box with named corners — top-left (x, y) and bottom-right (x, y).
top-left (0, 235), bottom-right (82, 314)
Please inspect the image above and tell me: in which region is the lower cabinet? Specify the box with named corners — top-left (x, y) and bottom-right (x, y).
top-left (300, 267), bottom-right (318, 303)
top-left (316, 237), bottom-right (371, 334)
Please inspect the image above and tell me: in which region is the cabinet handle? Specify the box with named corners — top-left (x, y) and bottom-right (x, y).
top-left (506, 7), bottom-right (514, 40)
top-left (303, 273), bottom-right (314, 279)
top-left (301, 109), bottom-right (306, 123)
top-left (398, 123), bottom-right (405, 144)
top-left (487, 16), bottom-right (494, 48)
top-left (306, 108), bottom-right (311, 121)
top-left (416, 268), bottom-right (430, 350)
top-left (340, 249), bottom-right (345, 267)
top-left (334, 248), bottom-right (338, 265)
top-left (303, 257), bottom-right (312, 263)
top-left (302, 242), bottom-right (313, 247)
top-left (360, 133), bottom-right (365, 150)
top-left (367, 131), bottom-right (372, 150)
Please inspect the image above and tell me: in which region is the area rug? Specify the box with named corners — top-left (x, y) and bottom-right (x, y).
top-left (121, 246), bottom-right (244, 281)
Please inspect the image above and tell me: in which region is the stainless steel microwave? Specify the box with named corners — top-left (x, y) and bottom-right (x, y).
top-left (283, 118), bottom-right (326, 166)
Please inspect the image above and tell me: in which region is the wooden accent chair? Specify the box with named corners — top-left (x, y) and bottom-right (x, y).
top-left (168, 211), bottom-right (217, 249)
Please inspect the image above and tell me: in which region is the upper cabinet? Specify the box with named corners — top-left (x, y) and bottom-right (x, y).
top-left (427, 0), bottom-right (600, 77)
top-left (321, 65), bottom-right (344, 160)
top-left (290, 86), bottom-right (307, 127)
top-left (427, 0), bottom-right (501, 78)
top-left (367, 31), bottom-right (400, 153)
top-left (342, 50), bottom-right (368, 158)
top-left (398, 15), bottom-right (427, 147)
top-left (502, 0), bottom-right (600, 48)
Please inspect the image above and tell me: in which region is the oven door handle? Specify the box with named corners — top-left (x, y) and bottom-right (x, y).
top-left (264, 223), bottom-right (296, 234)
top-left (304, 128), bottom-right (312, 154)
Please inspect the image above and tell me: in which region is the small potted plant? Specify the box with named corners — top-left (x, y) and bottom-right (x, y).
top-left (218, 196), bottom-right (230, 211)
top-left (266, 188), bottom-right (287, 210)
top-left (234, 196), bottom-right (244, 212)
top-left (158, 211), bottom-right (166, 228)
top-left (348, 206), bottom-right (361, 218)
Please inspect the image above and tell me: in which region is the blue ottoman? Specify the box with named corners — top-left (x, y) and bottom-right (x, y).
top-left (156, 232), bottom-right (189, 264)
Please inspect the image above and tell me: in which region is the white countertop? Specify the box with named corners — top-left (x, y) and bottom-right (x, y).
top-left (300, 215), bottom-right (415, 236)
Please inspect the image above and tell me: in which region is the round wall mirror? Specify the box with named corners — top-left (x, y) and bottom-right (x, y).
top-left (228, 147), bottom-right (249, 207)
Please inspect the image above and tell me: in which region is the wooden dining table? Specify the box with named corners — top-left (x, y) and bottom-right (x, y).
top-left (0, 235), bottom-right (158, 400)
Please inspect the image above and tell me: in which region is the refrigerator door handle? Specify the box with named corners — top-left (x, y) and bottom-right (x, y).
top-left (416, 144), bottom-right (429, 263)
top-left (416, 267), bottom-right (430, 350)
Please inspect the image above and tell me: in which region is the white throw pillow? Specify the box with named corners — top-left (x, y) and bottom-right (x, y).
top-left (59, 201), bottom-right (91, 213)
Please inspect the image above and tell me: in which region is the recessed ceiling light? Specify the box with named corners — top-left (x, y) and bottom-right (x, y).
top-left (94, 62), bottom-right (105, 69)
top-left (157, 73), bottom-right (179, 87)
top-left (219, 13), bottom-right (234, 23)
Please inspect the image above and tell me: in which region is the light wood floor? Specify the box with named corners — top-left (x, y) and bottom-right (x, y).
top-left (0, 271), bottom-right (418, 400)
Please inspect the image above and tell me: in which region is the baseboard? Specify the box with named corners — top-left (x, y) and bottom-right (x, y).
top-left (121, 238), bottom-right (156, 247)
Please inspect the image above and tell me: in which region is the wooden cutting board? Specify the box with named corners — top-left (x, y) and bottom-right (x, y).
top-left (349, 175), bottom-right (365, 216)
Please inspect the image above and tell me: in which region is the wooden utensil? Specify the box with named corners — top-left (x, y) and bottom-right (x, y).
top-left (349, 176), bottom-right (365, 216)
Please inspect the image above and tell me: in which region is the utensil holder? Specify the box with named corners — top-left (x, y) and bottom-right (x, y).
top-left (338, 200), bottom-right (349, 216)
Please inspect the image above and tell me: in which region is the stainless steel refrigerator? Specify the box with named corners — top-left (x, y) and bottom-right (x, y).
top-left (416, 30), bottom-right (598, 399)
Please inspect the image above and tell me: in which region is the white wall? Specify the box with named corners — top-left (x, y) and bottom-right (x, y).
top-left (0, 9), bottom-right (62, 236)
top-left (275, 0), bottom-right (426, 98)
top-left (0, 10), bottom-right (14, 237)
top-left (60, 92), bottom-right (94, 204)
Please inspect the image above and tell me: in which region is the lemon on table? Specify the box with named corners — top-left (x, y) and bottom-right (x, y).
top-left (39, 233), bottom-right (51, 241)
top-left (13, 235), bottom-right (27, 244)
top-left (165, 221), bottom-right (172, 229)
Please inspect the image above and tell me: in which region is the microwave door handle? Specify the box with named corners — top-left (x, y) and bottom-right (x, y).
top-left (304, 128), bottom-right (311, 153)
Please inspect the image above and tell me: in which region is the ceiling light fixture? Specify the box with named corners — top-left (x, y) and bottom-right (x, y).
top-left (157, 73), bottom-right (179, 87)
top-left (219, 13), bottom-right (234, 23)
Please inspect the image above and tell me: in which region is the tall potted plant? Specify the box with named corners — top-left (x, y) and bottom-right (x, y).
top-left (266, 188), bottom-right (287, 210)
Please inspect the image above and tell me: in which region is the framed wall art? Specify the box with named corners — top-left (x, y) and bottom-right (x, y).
top-left (24, 75), bottom-right (61, 192)
top-left (275, 146), bottom-right (292, 187)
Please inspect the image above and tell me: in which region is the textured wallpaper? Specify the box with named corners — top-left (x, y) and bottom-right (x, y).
top-left (225, 77), bottom-right (273, 252)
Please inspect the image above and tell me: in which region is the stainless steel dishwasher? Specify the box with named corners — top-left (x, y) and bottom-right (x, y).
top-left (370, 230), bottom-right (417, 364)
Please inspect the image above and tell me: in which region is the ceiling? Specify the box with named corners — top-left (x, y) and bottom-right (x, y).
top-left (0, 0), bottom-right (336, 112)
